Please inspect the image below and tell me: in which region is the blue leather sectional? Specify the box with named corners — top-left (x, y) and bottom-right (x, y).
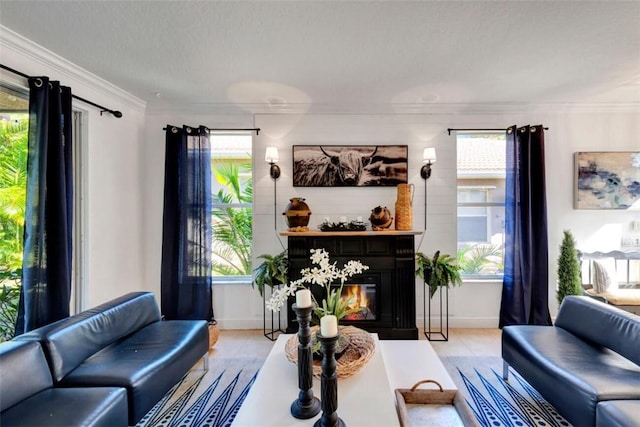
top-left (0, 291), bottom-right (209, 426)
top-left (502, 296), bottom-right (640, 426)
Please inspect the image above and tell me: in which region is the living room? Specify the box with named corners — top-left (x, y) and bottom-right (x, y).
top-left (1, 1), bottom-right (638, 329)
top-left (0, 1), bottom-right (639, 426)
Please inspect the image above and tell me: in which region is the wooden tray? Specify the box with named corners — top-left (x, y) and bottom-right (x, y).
top-left (395, 380), bottom-right (479, 427)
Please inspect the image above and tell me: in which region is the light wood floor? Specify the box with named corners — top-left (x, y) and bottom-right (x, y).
top-left (210, 328), bottom-right (502, 360)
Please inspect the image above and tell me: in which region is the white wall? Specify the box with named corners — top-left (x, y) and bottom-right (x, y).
top-left (1, 28), bottom-right (148, 309)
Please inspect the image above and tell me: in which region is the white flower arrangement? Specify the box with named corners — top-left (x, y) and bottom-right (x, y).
top-left (265, 248), bottom-right (369, 320)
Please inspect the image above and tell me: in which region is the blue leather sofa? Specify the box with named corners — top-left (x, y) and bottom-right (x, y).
top-left (502, 296), bottom-right (640, 426)
top-left (1, 291), bottom-right (209, 426)
top-left (0, 340), bottom-right (128, 427)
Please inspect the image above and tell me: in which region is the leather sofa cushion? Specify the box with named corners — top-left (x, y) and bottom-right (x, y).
top-left (596, 400), bottom-right (640, 427)
top-left (554, 296), bottom-right (640, 366)
top-left (0, 341), bottom-right (52, 411)
top-left (1, 387), bottom-right (128, 427)
top-left (502, 325), bottom-right (640, 427)
top-left (15, 292), bottom-right (161, 381)
top-left (59, 319), bottom-right (208, 424)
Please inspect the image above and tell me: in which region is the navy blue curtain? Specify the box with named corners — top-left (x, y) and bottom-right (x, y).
top-left (499, 125), bottom-right (551, 327)
top-left (161, 125), bottom-right (214, 321)
top-left (15, 77), bottom-right (73, 335)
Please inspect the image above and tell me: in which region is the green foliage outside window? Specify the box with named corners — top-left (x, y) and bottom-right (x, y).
top-left (0, 116), bottom-right (28, 341)
top-left (211, 161), bottom-right (252, 276)
top-left (457, 243), bottom-right (504, 276)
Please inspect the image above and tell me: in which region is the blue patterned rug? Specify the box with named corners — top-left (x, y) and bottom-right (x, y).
top-left (442, 356), bottom-right (571, 427)
top-left (136, 362), bottom-right (260, 427)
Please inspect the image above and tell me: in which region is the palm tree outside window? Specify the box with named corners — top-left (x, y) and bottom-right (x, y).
top-left (210, 132), bottom-right (253, 284)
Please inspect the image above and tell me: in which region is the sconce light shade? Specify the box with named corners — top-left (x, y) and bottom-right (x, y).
top-left (422, 147), bottom-right (437, 164)
top-left (265, 147), bottom-right (279, 164)
top-left (421, 147), bottom-right (436, 180)
top-left (265, 147), bottom-right (281, 179)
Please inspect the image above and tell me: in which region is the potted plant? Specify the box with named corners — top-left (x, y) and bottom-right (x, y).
top-left (252, 249), bottom-right (289, 297)
top-left (416, 250), bottom-right (462, 298)
top-left (556, 230), bottom-right (582, 305)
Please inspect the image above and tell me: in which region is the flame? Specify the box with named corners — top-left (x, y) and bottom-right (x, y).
top-left (345, 285), bottom-right (369, 310)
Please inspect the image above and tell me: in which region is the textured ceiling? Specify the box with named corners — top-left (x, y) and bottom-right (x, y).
top-left (1, 0), bottom-right (639, 113)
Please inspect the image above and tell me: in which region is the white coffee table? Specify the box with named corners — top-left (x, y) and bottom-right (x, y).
top-left (232, 334), bottom-right (456, 427)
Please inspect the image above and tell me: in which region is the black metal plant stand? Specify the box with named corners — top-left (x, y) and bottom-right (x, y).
top-left (423, 283), bottom-right (448, 341)
top-left (263, 284), bottom-right (285, 341)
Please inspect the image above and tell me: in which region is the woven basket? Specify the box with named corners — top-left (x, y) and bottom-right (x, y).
top-left (208, 323), bottom-right (219, 350)
top-left (285, 326), bottom-right (376, 380)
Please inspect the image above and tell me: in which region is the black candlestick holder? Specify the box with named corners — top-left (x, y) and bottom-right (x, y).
top-left (314, 331), bottom-right (346, 427)
top-left (290, 303), bottom-right (321, 419)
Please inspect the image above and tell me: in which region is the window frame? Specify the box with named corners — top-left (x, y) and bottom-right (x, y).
top-left (209, 131), bottom-right (253, 285)
top-left (456, 132), bottom-right (506, 281)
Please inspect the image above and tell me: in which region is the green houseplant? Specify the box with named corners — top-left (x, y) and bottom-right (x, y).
top-left (416, 250), bottom-right (462, 298)
top-left (557, 229), bottom-right (582, 305)
top-left (252, 250), bottom-right (289, 297)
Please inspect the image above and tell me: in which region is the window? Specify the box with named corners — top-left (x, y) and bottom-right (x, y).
top-left (0, 83), bottom-right (28, 340)
top-left (210, 132), bottom-right (253, 284)
top-left (456, 132), bottom-right (506, 279)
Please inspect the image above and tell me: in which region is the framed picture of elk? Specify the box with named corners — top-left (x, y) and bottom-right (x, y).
top-left (292, 145), bottom-right (408, 187)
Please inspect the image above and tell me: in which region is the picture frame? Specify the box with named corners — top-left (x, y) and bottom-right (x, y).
top-left (574, 151), bottom-right (640, 209)
top-left (292, 145), bottom-right (408, 187)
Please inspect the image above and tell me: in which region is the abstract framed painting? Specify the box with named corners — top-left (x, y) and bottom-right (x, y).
top-left (292, 145), bottom-right (408, 187)
top-left (574, 151), bottom-right (640, 209)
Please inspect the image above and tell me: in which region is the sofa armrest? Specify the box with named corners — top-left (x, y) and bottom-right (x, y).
top-left (0, 341), bottom-right (52, 411)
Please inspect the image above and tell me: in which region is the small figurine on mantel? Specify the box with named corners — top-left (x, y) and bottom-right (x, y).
top-left (369, 206), bottom-right (393, 231)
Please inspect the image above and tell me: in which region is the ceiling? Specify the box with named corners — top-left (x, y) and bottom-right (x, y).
top-left (1, 0), bottom-right (639, 113)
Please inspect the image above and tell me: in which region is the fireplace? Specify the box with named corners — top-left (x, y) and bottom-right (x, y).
top-left (282, 231), bottom-right (420, 340)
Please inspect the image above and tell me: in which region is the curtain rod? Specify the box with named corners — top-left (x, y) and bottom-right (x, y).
top-left (0, 63), bottom-right (123, 119)
top-left (448, 127), bottom-right (549, 135)
top-left (163, 126), bottom-right (260, 135)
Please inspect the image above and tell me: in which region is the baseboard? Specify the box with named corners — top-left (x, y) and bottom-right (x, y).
top-left (215, 317), bottom-right (501, 330)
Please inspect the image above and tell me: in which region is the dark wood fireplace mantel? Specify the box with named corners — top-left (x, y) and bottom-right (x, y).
top-left (281, 230), bottom-right (421, 340)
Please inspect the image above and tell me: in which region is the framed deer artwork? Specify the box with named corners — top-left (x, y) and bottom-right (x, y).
top-left (292, 145), bottom-right (408, 187)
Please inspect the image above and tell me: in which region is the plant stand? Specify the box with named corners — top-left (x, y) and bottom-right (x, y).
top-left (263, 284), bottom-right (285, 341)
top-left (423, 283), bottom-right (448, 341)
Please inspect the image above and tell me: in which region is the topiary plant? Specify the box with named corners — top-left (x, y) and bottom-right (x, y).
top-left (557, 229), bottom-right (582, 305)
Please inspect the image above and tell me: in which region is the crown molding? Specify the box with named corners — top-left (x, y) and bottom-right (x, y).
top-left (0, 25), bottom-right (146, 111)
top-left (145, 100), bottom-right (640, 116)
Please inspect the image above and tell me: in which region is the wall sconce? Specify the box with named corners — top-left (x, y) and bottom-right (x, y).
top-left (265, 146), bottom-right (281, 179)
top-left (421, 147), bottom-right (436, 230)
top-left (420, 147), bottom-right (437, 180)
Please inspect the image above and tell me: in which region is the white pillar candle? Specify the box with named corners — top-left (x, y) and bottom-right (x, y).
top-left (320, 315), bottom-right (338, 337)
top-left (296, 289), bottom-right (312, 308)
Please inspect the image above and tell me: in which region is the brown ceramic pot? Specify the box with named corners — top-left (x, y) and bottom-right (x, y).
top-left (283, 197), bottom-right (312, 227)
